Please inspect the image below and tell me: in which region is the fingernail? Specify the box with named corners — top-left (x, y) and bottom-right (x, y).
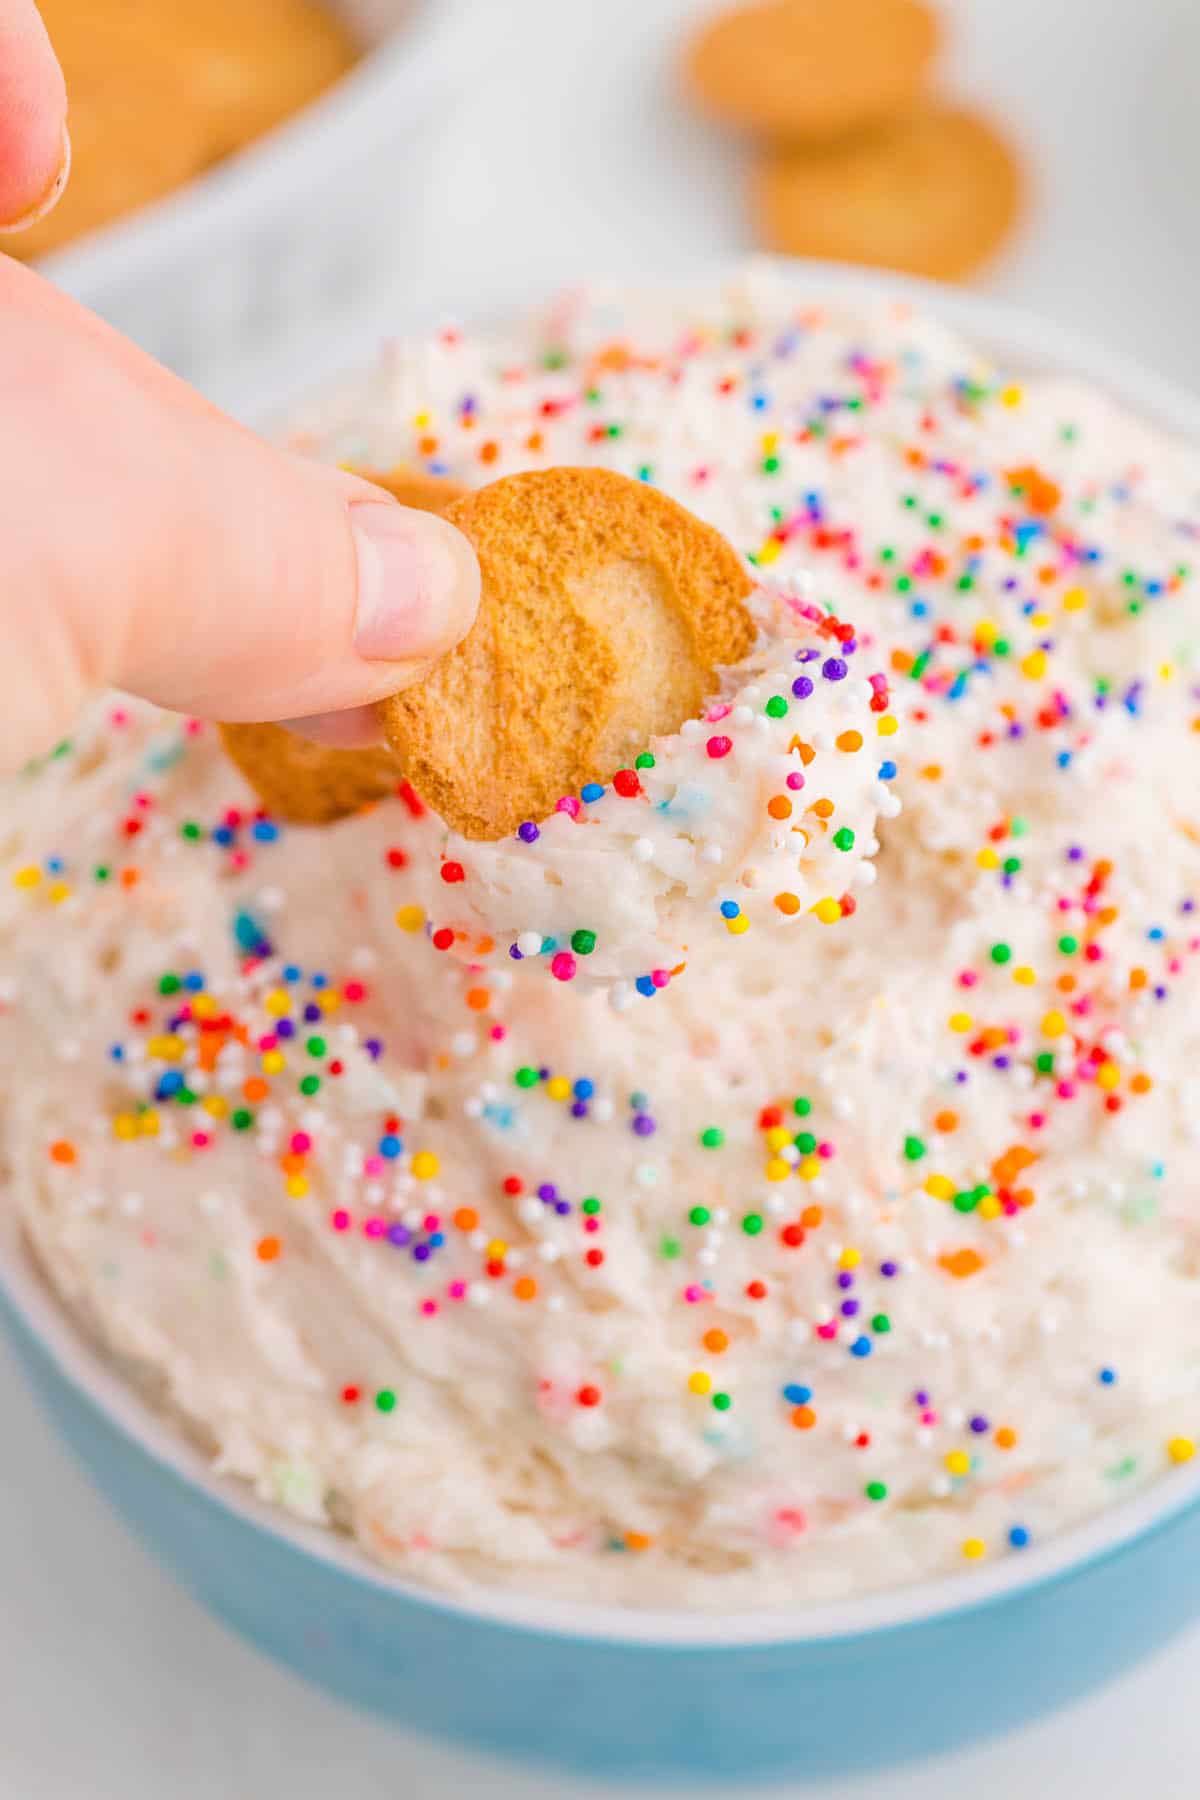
top-left (282, 708), bottom-right (387, 750)
top-left (351, 502), bottom-right (479, 663)
top-left (0, 122), bottom-right (71, 234)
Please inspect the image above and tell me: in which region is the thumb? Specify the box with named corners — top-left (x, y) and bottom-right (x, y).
top-left (0, 257), bottom-right (480, 767)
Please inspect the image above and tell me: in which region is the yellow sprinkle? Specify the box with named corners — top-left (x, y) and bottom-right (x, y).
top-left (945, 1450), bottom-right (971, 1477)
top-left (974, 618), bottom-right (998, 645)
top-left (264, 989), bottom-right (291, 1018)
top-left (47, 881), bottom-right (72, 905)
top-left (1096, 1061), bottom-right (1120, 1091)
top-left (1168, 1436), bottom-right (1196, 1465)
top-left (147, 1034), bottom-right (185, 1062)
top-left (1159, 663), bottom-right (1174, 683)
top-left (546, 1076), bottom-right (572, 1101)
top-left (756, 538), bottom-right (782, 567)
top-left (286, 1176), bottom-right (309, 1199)
top-left (978, 1195), bottom-right (1003, 1220)
top-left (764, 1126), bottom-right (792, 1152)
top-left (726, 914), bottom-right (751, 935)
top-left (1041, 1010), bottom-right (1067, 1038)
top-left (948, 1012), bottom-right (973, 1034)
top-left (112, 1114), bottom-right (138, 1141)
top-left (799, 1156), bottom-right (822, 1181)
top-left (1062, 586), bottom-right (1088, 612)
top-left (765, 1157), bottom-right (791, 1182)
top-left (877, 715), bottom-right (898, 737)
top-left (688, 1371), bottom-right (712, 1395)
top-left (395, 905), bottom-right (426, 933)
top-left (138, 1110), bottom-right (160, 1137)
top-left (202, 1096), bottom-right (227, 1119)
top-left (812, 898), bottom-right (842, 925)
top-left (1020, 649), bottom-right (1048, 681)
top-left (961, 1538), bottom-right (987, 1561)
top-left (1012, 965), bottom-right (1036, 986)
top-left (924, 1174), bottom-right (955, 1201)
top-left (12, 866), bottom-right (40, 889)
top-left (413, 410), bottom-right (430, 428)
top-left (761, 431), bottom-right (779, 454)
top-left (975, 847), bottom-right (1000, 870)
top-left (192, 994), bottom-right (218, 1021)
top-left (1000, 384), bottom-right (1023, 408)
top-left (839, 1247), bottom-right (860, 1271)
top-left (318, 990), bottom-right (340, 1014)
top-left (486, 1238), bottom-right (508, 1260)
top-left (261, 1050), bottom-right (286, 1075)
top-left (411, 1150), bottom-right (440, 1180)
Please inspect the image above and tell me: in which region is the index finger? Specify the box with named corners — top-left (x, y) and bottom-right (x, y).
top-left (0, 1), bottom-right (68, 230)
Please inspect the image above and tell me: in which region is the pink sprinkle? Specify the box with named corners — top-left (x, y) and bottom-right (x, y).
top-left (816, 1320), bottom-right (838, 1340)
top-left (490, 1024), bottom-right (506, 1041)
top-left (424, 1214), bottom-right (440, 1232)
top-left (364, 1154), bottom-right (385, 1178)
top-left (1056, 1081), bottom-right (1076, 1100)
top-left (706, 735), bottom-right (733, 759)
top-left (707, 702), bottom-right (733, 722)
top-left (448, 1280), bottom-right (468, 1300)
top-left (1028, 1112), bottom-right (1047, 1130)
top-left (191, 1131), bottom-right (211, 1150)
top-left (551, 951), bottom-right (577, 981)
top-left (584, 1216), bottom-right (600, 1234)
top-left (364, 1218), bottom-right (386, 1239)
top-left (683, 1284), bottom-right (707, 1303)
top-left (958, 970), bottom-right (978, 988)
top-left (184, 718), bottom-right (204, 737)
top-left (786, 772), bottom-right (805, 790)
top-left (921, 1409), bottom-right (939, 1426)
top-left (650, 968), bottom-right (671, 989)
top-left (290, 1132), bottom-right (312, 1154)
top-left (420, 1299), bottom-right (438, 1317)
top-left (331, 1210), bottom-right (351, 1231)
top-left (556, 795), bottom-right (582, 819)
top-left (817, 1141), bottom-right (835, 1159)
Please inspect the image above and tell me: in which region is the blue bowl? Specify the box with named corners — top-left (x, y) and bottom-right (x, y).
top-left (15, 270), bottom-right (1200, 1784)
top-left (5, 1233), bottom-right (1200, 1785)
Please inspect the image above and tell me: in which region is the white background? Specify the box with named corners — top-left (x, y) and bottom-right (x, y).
top-left (6, 0), bottom-right (1200, 1794)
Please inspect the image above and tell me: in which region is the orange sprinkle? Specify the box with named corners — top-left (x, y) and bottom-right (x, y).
top-left (920, 764), bottom-right (943, 781)
top-left (1130, 1072), bottom-right (1152, 1095)
top-left (479, 440), bottom-right (499, 464)
top-left (774, 891), bottom-right (801, 915)
top-left (1130, 967), bottom-right (1148, 990)
top-left (994, 1427), bottom-right (1017, 1450)
top-left (811, 798), bottom-right (834, 820)
top-left (513, 1276), bottom-right (538, 1302)
top-left (992, 1144), bottom-right (1037, 1189)
top-left (525, 431), bottom-right (544, 453)
top-left (800, 1204), bottom-right (823, 1228)
top-left (48, 1140), bottom-right (76, 1165)
top-left (1056, 973), bottom-right (1077, 994)
top-left (280, 1152), bottom-right (306, 1176)
top-left (703, 1328), bottom-right (729, 1354)
top-left (243, 1078), bottom-right (269, 1103)
top-left (791, 1405), bottom-right (816, 1429)
top-left (120, 868), bottom-right (140, 889)
top-left (454, 1207), bottom-right (479, 1232)
top-left (939, 1248), bottom-right (985, 1279)
top-left (465, 988), bottom-right (491, 1012)
top-left (256, 1236), bottom-right (281, 1263)
top-left (767, 795), bottom-right (793, 820)
top-left (417, 436), bottom-right (438, 457)
top-left (933, 1110), bottom-right (959, 1133)
top-left (624, 1531), bottom-right (653, 1552)
top-left (836, 729), bottom-right (863, 752)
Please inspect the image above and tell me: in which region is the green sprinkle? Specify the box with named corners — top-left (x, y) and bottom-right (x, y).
top-left (765, 695), bottom-right (788, 718)
top-left (374, 1389), bottom-right (397, 1414)
top-left (299, 1075), bottom-right (321, 1097)
top-left (158, 973), bottom-right (181, 996)
top-left (865, 1481), bottom-right (888, 1502)
top-left (879, 546), bottom-right (896, 563)
top-left (514, 1066), bottom-right (539, 1088)
top-left (871, 1314), bottom-right (891, 1334)
top-left (571, 929), bottom-right (597, 956)
top-left (1009, 817), bottom-right (1028, 836)
top-left (582, 1196), bottom-right (602, 1215)
top-left (895, 575), bottom-right (913, 594)
top-left (902, 494), bottom-right (918, 510)
top-left (93, 865), bottom-right (110, 883)
top-left (903, 1135), bottom-right (926, 1162)
top-left (793, 1096), bottom-right (812, 1117)
top-left (1057, 934), bottom-right (1078, 955)
top-left (306, 1036), bottom-right (326, 1058)
top-left (795, 1131), bottom-right (816, 1155)
top-left (541, 348), bottom-right (567, 370)
top-left (833, 827), bottom-right (855, 851)
top-left (712, 1392), bottom-right (732, 1412)
top-left (700, 1127), bottom-right (725, 1149)
top-left (689, 1205), bottom-right (711, 1227)
top-left (762, 456), bottom-right (780, 474)
top-left (659, 1235), bottom-right (681, 1260)
top-left (634, 752), bottom-right (656, 769)
top-left (1002, 856), bottom-right (1021, 874)
top-left (1034, 1052), bottom-right (1055, 1076)
top-left (636, 464), bottom-right (654, 482)
top-left (956, 574), bottom-right (975, 593)
top-left (180, 821), bottom-right (203, 842)
top-left (741, 1212), bottom-right (764, 1236)
top-left (231, 1108), bottom-right (254, 1131)
top-left (990, 942), bottom-right (1012, 965)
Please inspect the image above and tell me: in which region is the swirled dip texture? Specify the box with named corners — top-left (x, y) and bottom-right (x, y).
top-left (7, 267), bottom-right (1200, 1609)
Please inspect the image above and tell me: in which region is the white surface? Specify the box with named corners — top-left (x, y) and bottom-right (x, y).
top-left (9, 0), bottom-right (1200, 1792)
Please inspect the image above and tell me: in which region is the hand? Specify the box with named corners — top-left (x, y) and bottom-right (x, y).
top-left (0, 1), bottom-right (480, 768)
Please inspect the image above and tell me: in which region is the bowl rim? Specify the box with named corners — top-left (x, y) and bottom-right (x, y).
top-left (9, 257), bottom-right (1200, 1651)
top-left (32, 0), bottom-right (484, 290)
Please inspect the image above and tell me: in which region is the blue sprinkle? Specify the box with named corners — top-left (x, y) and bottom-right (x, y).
top-left (849, 1335), bottom-right (872, 1358)
top-left (1098, 1367), bottom-right (1117, 1385)
top-left (379, 1134), bottom-right (403, 1159)
top-left (573, 1078), bottom-right (595, 1100)
top-left (155, 1071), bottom-right (184, 1099)
top-left (580, 782), bottom-right (605, 803)
top-left (282, 964), bottom-right (302, 982)
top-left (719, 900), bottom-right (740, 919)
top-left (782, 1383), bottom-right (812, 1405)
top-left (1008, 1526), bottom-right (1030, 1549)
top-left (878, 760), bottom-right (897, 780)
top-left (233, 910), bottom-right (267, 951)
top-left (212, 825), bottom-right (235, 847)
top-left (635, 975), bottom-right (656, 997)
top-left (183, 971), bottom-right (205, 992)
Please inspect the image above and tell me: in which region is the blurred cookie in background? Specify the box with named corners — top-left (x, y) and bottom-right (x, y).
top-left (751, 102), bottom-right (1023, 282)
top-left (683, 0), bottom-right (1025, 282)
top-left (685, 0), bottom-right (940, 144)
top-left (11, 0), bottom-right (359, 261)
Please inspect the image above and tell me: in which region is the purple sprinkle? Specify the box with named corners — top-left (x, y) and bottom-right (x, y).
top-left (840, 1298), bottom-right (860, 1318)
top-left (303, 1002), bottom-right (322, 1023)
top-left (632, 1114), bottom-right (656, 1137)
top-left (792, 675), bottom-right (814, 699)
top-left (555, 1199), bottom-right (571, 1216)
top-left (969, 1415), bottom-right (989, 1434)
top-left (836, 1271), bottom-right (855, 1290)
top-left (1067, 845), bottom-right (1084, 862)
top-left (880, 1260), bottom-right (899, 1278)
top-left (517, 821), bottom-right (540, 844)
top-left (275, 1018), bottom-right (296, 1040)
top-left (822, 657), bottom-right (848, 681)
top-left (412, 1243), bottom-right (431, 1263)
top-left (570, 1101), bottom-right (589, 1119)
top-left (509, 944), bottom-right (524, 960)
top-left (388, 1225), bottom-right (412, 1248)
top-left (914, 1390), bottom-right (930, 1407)
top-left (537, 1183), bottom-right (557, 1202)
top-left (364, 1038), bottom-right (383, 1061)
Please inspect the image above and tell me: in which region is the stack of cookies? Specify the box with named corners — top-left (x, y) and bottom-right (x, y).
top-left (683, 0), bottom-right (1022, 283)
